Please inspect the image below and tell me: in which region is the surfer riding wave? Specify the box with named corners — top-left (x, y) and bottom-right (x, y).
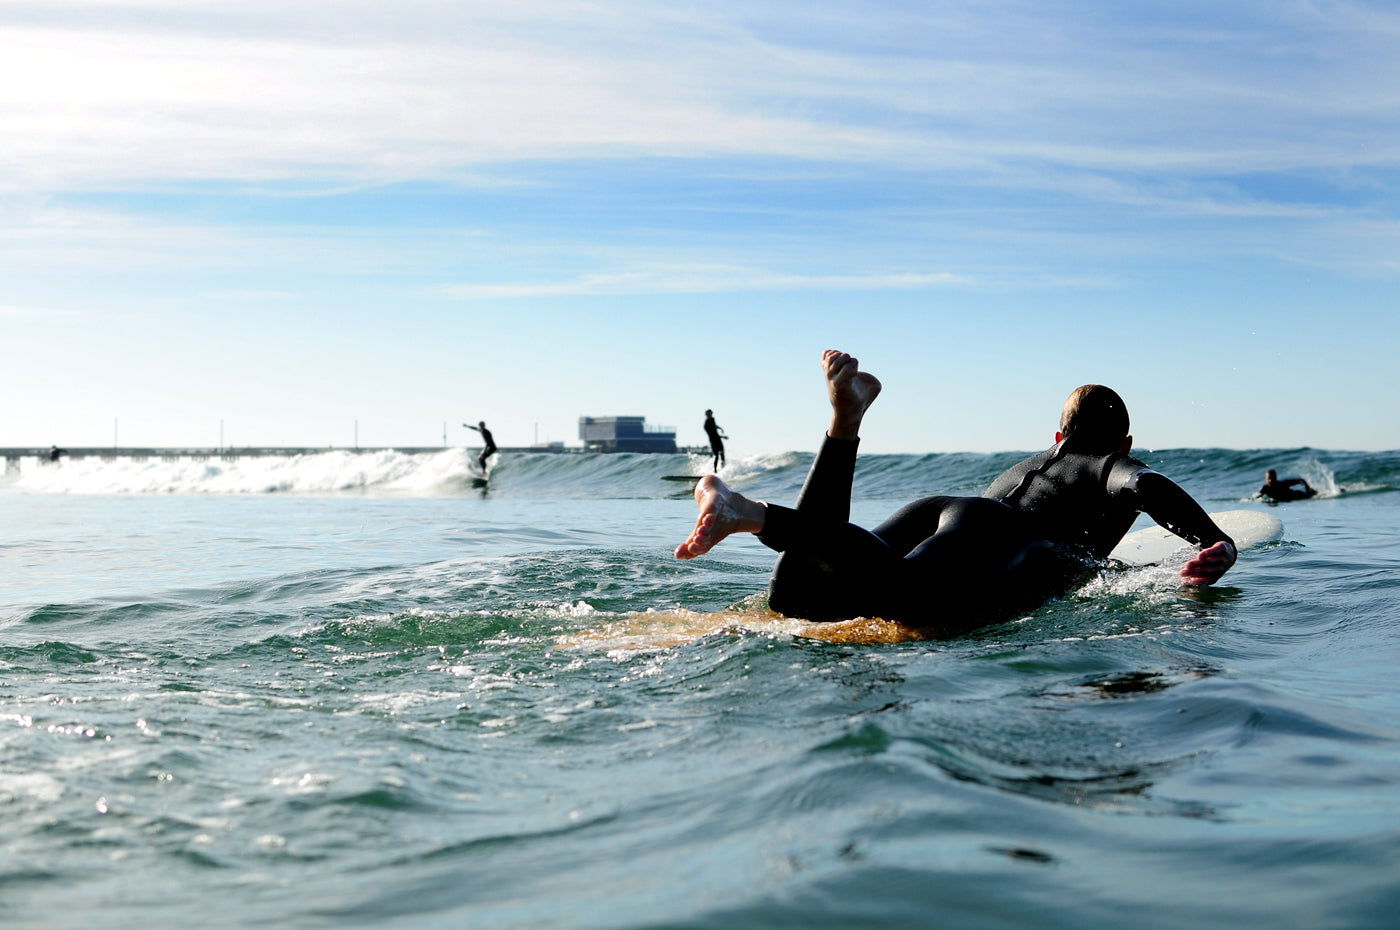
top-left (464, 421), bottom-right (497, 474)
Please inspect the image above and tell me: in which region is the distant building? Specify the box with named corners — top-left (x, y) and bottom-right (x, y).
top-left (578, 416), bottom-right (677, 453)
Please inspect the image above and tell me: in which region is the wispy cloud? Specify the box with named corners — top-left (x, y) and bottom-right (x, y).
top-left (441, 267), bottom-right (968, 299)
top-left (2, 1), bottom-right (1397, 196)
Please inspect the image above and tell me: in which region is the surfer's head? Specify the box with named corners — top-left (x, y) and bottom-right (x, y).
top-left (1059, 384), bottom-right (1130, 454)
top-left (1265, 469), bottom-right (1277, 482)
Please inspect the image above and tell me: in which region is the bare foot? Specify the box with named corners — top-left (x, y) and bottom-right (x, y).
top-left (674, 476), bottom-right (766, 560)
top-left (822, 349), bottom-right (882, 440)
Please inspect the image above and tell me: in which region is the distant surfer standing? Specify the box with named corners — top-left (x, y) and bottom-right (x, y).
top-left (703, 409), bottom-right (727, 472)
top-left (675, 349), bottom-right (1236, 633)
top-left (1259, 469), bottom-right (1316, 502)
top-left (464, 421), bottom-right (497, 473)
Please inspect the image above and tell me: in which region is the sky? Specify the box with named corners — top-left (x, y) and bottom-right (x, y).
top-left (2, 0), bottom-right (1398, 455)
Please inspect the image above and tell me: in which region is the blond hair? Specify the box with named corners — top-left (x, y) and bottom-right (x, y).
top-left (1060, 384), bottom-right (1129, 453)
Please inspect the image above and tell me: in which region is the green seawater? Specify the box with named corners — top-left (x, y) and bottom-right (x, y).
top-left (1, 448), bottom-right (1397, 929)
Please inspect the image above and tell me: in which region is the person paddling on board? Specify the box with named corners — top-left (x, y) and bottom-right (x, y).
top-left (1258, 469), bottom-right (1316, 502)
top-left (674, 349), bottom-right (1236, 632)
top-left (464, 421), bottom-right (497, 473)
top-left (703, 409), bottom-right (727, 471)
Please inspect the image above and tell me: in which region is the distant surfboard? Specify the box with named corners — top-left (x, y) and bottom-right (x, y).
top-left (1111, 509), bottom-right (1283, 566)
top-left (661, 475), bottom-right (703, 483)
top-left (1260, 487), bottom-right (1318, 503)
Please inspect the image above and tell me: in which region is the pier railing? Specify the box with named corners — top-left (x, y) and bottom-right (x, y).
top-left (2, 445), bottom-right (710, 469)
top-left (0, 445), bottom-right (576, 465)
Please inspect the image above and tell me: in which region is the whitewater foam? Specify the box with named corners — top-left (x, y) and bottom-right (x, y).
top-left (7, 449), bottom-right (482, 496)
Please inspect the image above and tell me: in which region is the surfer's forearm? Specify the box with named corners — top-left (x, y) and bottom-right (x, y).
top-left (1134, 472), bottom-right (1232, 549)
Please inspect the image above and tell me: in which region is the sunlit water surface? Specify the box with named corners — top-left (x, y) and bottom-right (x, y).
top-left (1, 448), bottom-right (1397, 928)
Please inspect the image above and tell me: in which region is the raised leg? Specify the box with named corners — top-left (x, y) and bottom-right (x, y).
top-left (674, 476), bottom-right (766, 560)
top-left (674, 349), bottom-right (880, 561)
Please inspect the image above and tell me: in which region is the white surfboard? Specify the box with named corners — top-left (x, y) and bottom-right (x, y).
top-left (1110, 509), bottom-right (1283, 566)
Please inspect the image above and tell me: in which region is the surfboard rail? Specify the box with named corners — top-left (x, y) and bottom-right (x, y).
top-left (1110, 509), bottom-right (1283, 566)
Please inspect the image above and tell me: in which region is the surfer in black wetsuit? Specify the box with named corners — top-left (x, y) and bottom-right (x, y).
top-left (704, 409), bottom-right (727, 471)
top-left (464, 421), bottom-right (497, 473)
top-left (674, 349), bottom-right (1236, 632)
top-left (1259, 469), bottom-right (1316, 502)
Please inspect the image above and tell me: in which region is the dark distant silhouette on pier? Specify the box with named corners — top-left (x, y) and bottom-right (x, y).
top-left (703, 409), bottom-right (727, 471)
top-left (464, 421), bottom-right (497, 472)
top-left (1259, 469), bottom-right (1316, 502)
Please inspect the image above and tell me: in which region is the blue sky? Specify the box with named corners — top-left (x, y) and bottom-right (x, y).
top-left (2, 0), bottom-right (1397, 454)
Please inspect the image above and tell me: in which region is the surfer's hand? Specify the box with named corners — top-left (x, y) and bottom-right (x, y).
top-left (1181, 540), bottom-right (1236, 586)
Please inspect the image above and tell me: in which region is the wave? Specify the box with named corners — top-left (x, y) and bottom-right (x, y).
top-left (3, 446), bottom-right (1397, 501)
top-left (4, 448), bottom-right (485, 496)
top-left (0, 448), bottom-right (808, 499)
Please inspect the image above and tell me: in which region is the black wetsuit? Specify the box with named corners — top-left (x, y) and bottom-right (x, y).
top-left (758, 437), bottom-right (1231, 630)
top-left (704, 415), bottom-right (725, 470)
top-left (477, 427), bottom-right (496, 472)
top-left (983, 441), bottom-right (1231, 558)
top-left (1260, 478), bottom-right (1314, 502)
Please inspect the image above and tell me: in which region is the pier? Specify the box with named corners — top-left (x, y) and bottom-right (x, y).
top-left (2, 442), bottom-right (711, 472)
top-left (0, 445), bottom-right (575, 469)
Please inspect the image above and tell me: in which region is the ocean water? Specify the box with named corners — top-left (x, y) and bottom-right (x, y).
top-left (1, 446), bottom-right (1397, 929)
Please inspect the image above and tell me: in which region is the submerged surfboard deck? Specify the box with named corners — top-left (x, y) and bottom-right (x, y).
top-left (559, 604), bottom-right (930, 649)
top-left (1111, 509), bottom-right (1283, 566)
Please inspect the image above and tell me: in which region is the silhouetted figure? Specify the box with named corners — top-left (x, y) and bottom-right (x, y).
top-left (464, 421), bottom-right (497, 473)
top-left (703, 409), bottom-right (727, 471)
top-left (1259, 469), bottom-right (1316, 502)
top-left (48, 445), bottom-right (67, 462)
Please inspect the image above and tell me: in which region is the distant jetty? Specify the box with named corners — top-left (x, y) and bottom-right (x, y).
top-left (3, 416), bottom-right (703, 468)
top-left (2, 440), bottom-right (707, 469)
top-left (0, 445), bottom-right (572, 467)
